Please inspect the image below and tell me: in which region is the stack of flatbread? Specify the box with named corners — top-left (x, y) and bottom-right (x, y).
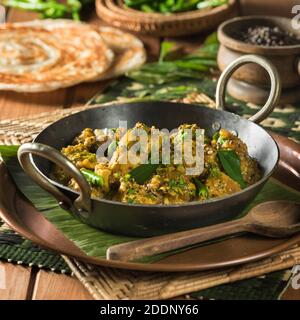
top-left (0, 19), bottom-right (146, 92)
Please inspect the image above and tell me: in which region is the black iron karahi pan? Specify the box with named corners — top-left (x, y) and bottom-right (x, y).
top-left (18, 55), bottom-right (281, 237)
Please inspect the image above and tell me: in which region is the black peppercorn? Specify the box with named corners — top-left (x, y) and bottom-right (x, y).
top-left (236, 25), bottom-right (300, 47)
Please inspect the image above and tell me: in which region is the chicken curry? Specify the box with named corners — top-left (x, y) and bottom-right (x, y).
top-left (55, 123), bottom-right (261, 205)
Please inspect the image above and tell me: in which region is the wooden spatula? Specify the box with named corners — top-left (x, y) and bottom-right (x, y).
top-left (106, 201), bottom-right (300, 262)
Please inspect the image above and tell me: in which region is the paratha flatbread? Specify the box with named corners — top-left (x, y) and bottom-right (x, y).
top-left (20, 20), bottom-right (147, 81)
top-left (0, 20), bottom-right (114, 92)
top-left (92, 26), bottom-right (146, 80)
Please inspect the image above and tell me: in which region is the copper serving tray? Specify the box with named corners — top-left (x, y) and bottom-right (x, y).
top-left (0, 132), bottom-right (299, 272)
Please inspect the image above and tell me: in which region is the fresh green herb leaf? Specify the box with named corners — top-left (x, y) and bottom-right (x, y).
top-left (159, 41), bottom-right (176, 63)
top-left (140, 4), bottom-right (155, 12)
top-left (80, 168), bottom-right (104, 187)
top-left (212, 131), bottom-right (227, 145)
top-left (127, 32), bottom-right (219, 85)
top-left (217, 136), bottom-right (227, 145)
top-left (125, 0), bottom-right (227, 13)
top-left (2, 0), bottom-right (94, 20)
top-left (127, 188), bottom-right (137, 195)
top-left (217, 149), bottom-right (246, 188)
top-left (203, 32), bottom-right (218, 45)
top-left (130, 163), bottom-right (159, 184)
top-left (174, 60), bottom-right (210, 71)
top-left (209, 166), bottom-right (221, 178)
top-left (169, 177), bottom-right (186, 189)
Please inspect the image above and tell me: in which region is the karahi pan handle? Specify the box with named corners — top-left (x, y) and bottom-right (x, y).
top-left (18, 143), bottom-right (92, 220)
top-left (215, 54), bottom-right (281, 124)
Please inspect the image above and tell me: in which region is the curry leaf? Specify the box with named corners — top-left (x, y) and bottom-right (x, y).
top-left (203, 31), bottom-right (218, 46)
top-left (217, 149), bottom-right (246, 188)
top-left (130, 163), bottom-right (159, 184)
top-left (159, 41), bottom-right (176, 63)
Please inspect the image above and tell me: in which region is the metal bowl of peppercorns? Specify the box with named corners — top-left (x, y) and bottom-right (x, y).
top-left (217, 16), bottom-right (300, 104)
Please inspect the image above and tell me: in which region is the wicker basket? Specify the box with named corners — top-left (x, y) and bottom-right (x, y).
top-left (96, 0), bottom-right (238, 37)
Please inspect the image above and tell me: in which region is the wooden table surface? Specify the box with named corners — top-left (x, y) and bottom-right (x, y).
top-left (0, 8), bottom-right (299, 300)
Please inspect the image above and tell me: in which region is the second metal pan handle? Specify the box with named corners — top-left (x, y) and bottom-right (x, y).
top-left (17, 143), bottom-right (92, 220)
top-left (216, 54), bottom-right (281, 124)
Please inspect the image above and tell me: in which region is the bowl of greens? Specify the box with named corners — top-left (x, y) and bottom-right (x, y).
top-left (96, 0), bottom-right (238, 36)
top-left (124, 0), bottom-right (229, 14)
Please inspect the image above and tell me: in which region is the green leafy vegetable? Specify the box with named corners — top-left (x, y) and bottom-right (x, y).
top-left (80, 168), bottom-right (104, 187)
top-left (169, 177), bottom-right (187, 191)
top-left (129, 163), bottom-right (159, 184)
top-left (203, 31), bottom-right (219, 45)
top-left (124, 0), bottom-right (228, 13)
top-left (209, 166), bottom-right (221, 178)
top-left (91, 32), bottom-right (219, 106)
top-left (2, 0), bottom-right (94, 20)
top-left (217, 150), bottom-right (246, 188)
top-left (126, 35), bottom-right (219, 85)
top-left (140, 4), bottom-right (155, 12)
top-left (159, 41), bottom-right (177, 63)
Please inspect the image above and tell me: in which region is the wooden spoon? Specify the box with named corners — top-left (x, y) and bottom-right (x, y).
top-left (106, 201), bottom-right (300, 262)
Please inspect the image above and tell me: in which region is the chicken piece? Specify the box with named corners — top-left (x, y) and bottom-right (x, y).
top-left (170, 123), bottom-right (206, 177)
top-left (109, 122), bottom-right (151, 174)
top-left (205, 170), bottom-right (241, 198)
top-left (94, 129), bottom-right (109, 145)
top-left (73, 128), bottom-right (97, 150)
top-left (117, 177), bottom-right (162, 205)
top-left (200, 144), bottom-right (219, 179)
top-left (73, 128), bottom-right (111, 153)
top-left (153, 166), bottom-right (196, 204)
top-left (94, 163), bottom-right (113, 192)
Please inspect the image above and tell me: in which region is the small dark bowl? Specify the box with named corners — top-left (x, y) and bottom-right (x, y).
top-left (218, 16), bottom-right (300, 89)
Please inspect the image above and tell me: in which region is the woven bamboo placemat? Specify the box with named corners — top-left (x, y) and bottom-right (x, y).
top-left (0, 92), bottom-right (298, 300)
top-left (0, 104), bottom-right (98, 146)
top-left (62, 246), bottom-right (300, 300)
top-left (0, 223), bottom-right (70, 273)
top-left (0, 92), bottom-right (216, 145)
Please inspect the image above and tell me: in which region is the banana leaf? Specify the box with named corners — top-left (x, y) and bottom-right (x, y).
top-left (1, 146), bottom-right (300, 263)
